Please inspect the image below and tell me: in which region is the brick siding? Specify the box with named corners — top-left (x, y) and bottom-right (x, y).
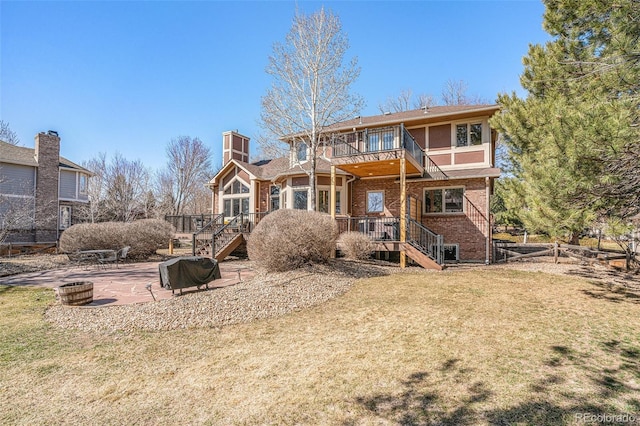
top-left (351, 177), bottom-right (490, 262)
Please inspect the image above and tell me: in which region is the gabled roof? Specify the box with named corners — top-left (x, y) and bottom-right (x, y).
top-left (0, 140), bottom-right (92, 174)
top-left (210, 156), bottom-right (350, 186)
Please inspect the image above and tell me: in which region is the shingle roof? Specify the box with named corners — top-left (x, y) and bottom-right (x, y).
top-left (0, 140), bottom-right (92, 173)
top-left (233, 156), bottom-right (349, 181)
top-left (327, 104), bottom-right (500, 132)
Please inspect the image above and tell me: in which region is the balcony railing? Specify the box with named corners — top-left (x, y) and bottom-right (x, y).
top-left (331, 124), bottom-right (423, 167)
top-left (336, 216), bottom-right (400, 241)
top-left (165, 214), bottom-right (217, 233)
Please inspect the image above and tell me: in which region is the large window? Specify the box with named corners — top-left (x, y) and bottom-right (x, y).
top-left (424, 187), bottom-right (464, 214)
top-left (456, 123), bottom-right (483, 147)
top-left (224, 179), bottom-right (249, 195)
top-left (222, 178), bottom-right (250, 217)
top-left (293, 189), bottom-right (308, 210)
top-left (317, 190), bottom-right (341, 214)
top-left (223, 198), bottom-right (249, 217)
top-left (366, 191), bottom-right (384, 213)
top-left (270, 185), bottom-right (280, 211)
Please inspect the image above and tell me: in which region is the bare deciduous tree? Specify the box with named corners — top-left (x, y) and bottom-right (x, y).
top-left (0, 196), bottom-right (35, 243)
top-left (260, 7), bottom-right (363, 211)
top-left (377, 80), bottom-right (486, 115)
top-left (104, 154), bottom-right (149, 222)
top-left (157, 136), bottom-right (213, 216)
top-left (378, 89), bottom-right (414, 114)
top-left (441, 79), bottom-right (488, 106)
top-left (378, 89), bottom-right (436, 113)
top-left (80, 153), bottom-right (108, 223)
top-left (0, 120), bottom-right (20, 146)
top-left (414, 93), bottom-right (436, 109)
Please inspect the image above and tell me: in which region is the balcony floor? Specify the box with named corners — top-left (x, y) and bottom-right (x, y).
top-left (333, 152), bottom-right (423, 177)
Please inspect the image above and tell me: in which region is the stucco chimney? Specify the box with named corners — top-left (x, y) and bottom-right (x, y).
top-left (34, 131), bottom-right (60, 242)
top-left (222, 130), bottom-right (250, 165)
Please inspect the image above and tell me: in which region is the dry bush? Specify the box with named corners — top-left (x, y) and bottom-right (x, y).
top-left (59, 219), bottom-right (174, 259)
top-left (247, 209), bottom-right (338, 272)
top-left (59, 222), bottom-right (124, 253)
top-left (339, 231), bottom-right (374, 260)
top-left (127, 219), bottom-right (174, 258)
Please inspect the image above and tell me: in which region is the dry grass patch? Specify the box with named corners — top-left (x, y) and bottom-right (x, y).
top-left (1, 267), bottom-right (639, 425)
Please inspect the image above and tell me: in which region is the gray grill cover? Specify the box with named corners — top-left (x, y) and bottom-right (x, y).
top-left (159, 256), bottom-right (221, 290)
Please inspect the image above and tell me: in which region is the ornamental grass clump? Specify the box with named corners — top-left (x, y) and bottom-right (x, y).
top-left (247, 209), bottom-right (338, 272)
top-left (339, 231), bottom-right (374, 260)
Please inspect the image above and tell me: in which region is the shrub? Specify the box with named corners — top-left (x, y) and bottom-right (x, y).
top-left (247, 209), bottom-right (338, 272)
top-left (126, 219), bottom-right (175, 258)
top-left (338, 231), bottom-right (374, 260)
top-left (59, 222), bottom-right (124, 253)
top-left (60, 219), bottom-right (174, 259)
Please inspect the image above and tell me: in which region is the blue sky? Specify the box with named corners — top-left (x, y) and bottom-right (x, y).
top-left (1, 0), bottom-right (549, 172)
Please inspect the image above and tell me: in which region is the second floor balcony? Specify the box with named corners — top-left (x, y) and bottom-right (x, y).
top-left (330, 124), bottom-right (424, 177)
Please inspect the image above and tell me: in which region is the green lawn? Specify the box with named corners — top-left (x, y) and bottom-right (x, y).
top-left (1, 268), bottom-right (639, 425)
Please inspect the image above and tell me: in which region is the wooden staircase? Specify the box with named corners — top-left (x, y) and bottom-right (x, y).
top-left (193, 213), bottom-right (253, 262)
top-left (404, 242), bottom-right (444, 270)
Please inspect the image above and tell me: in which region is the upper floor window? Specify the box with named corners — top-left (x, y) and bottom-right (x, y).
top-left (424, 187), bottom-right (464, 214)
top-left (366, 191), bottom-right (384, 213)
top-left (367, 133), bottom-right (379, 152)
top-left (79, 174), bottom-right (88, 195)
top-left (382, 131), bottom-right (394, 150)
top-left (297, 142), bottom-right (308, 162)
top-left (223, 179), bottom-right (249, 195)
top-left (456, 123), bottom-right (483, 147)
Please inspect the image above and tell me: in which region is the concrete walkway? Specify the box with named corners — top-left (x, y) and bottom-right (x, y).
top-left (0, 260), bottom-right (255, 307)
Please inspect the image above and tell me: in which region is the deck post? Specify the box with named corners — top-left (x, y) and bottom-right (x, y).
top-left (330, 165), bottom-right (336, 219)
top-left (400, 157), bottom-right (407, 268)
top-left (330, 165), bottom-right (337, 258)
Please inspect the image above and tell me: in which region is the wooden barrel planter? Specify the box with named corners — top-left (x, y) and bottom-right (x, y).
top-left (58, 281), bottom-right (94, 306)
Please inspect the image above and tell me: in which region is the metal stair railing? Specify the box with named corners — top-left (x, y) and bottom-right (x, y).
top-left (424, 155), bottom-right (448, 180)
top-left (463, 195), bottom-right (488, 236)
top-left (406, 216), bottom-right (444, 265)
top-left (210, 213), bottom-right (247, 258)
top-left (191, 214), bottom-right (224, 256)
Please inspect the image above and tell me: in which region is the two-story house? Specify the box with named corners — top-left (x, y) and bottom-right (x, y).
top-left (204, 104), bottom-right (500, 268)
top-left (0, 131), bottom-right (92, 244)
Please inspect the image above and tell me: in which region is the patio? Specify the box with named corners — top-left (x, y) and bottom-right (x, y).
top-left (0, 259), bottom-right (255, 306)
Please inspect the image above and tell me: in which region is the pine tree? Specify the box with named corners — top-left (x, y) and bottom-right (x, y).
top-left (490, 0), bottom-right (640, 243)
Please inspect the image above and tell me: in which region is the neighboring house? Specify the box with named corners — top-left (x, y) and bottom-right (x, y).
top-left (0, 131), bottom-right (92, 243)
top-left (206, 104), bottom-right (500, 268)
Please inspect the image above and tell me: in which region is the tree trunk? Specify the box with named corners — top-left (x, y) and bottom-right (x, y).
top-left (309, 152), bottom-right (317, 211)
top-left (568, 232), bottom-right (580, 245)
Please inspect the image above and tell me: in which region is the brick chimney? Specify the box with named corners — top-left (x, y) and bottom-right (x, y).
top-left (222, 130), bottom-right (250, 165)
top-left (34, 131), bottom-right (60, 242)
